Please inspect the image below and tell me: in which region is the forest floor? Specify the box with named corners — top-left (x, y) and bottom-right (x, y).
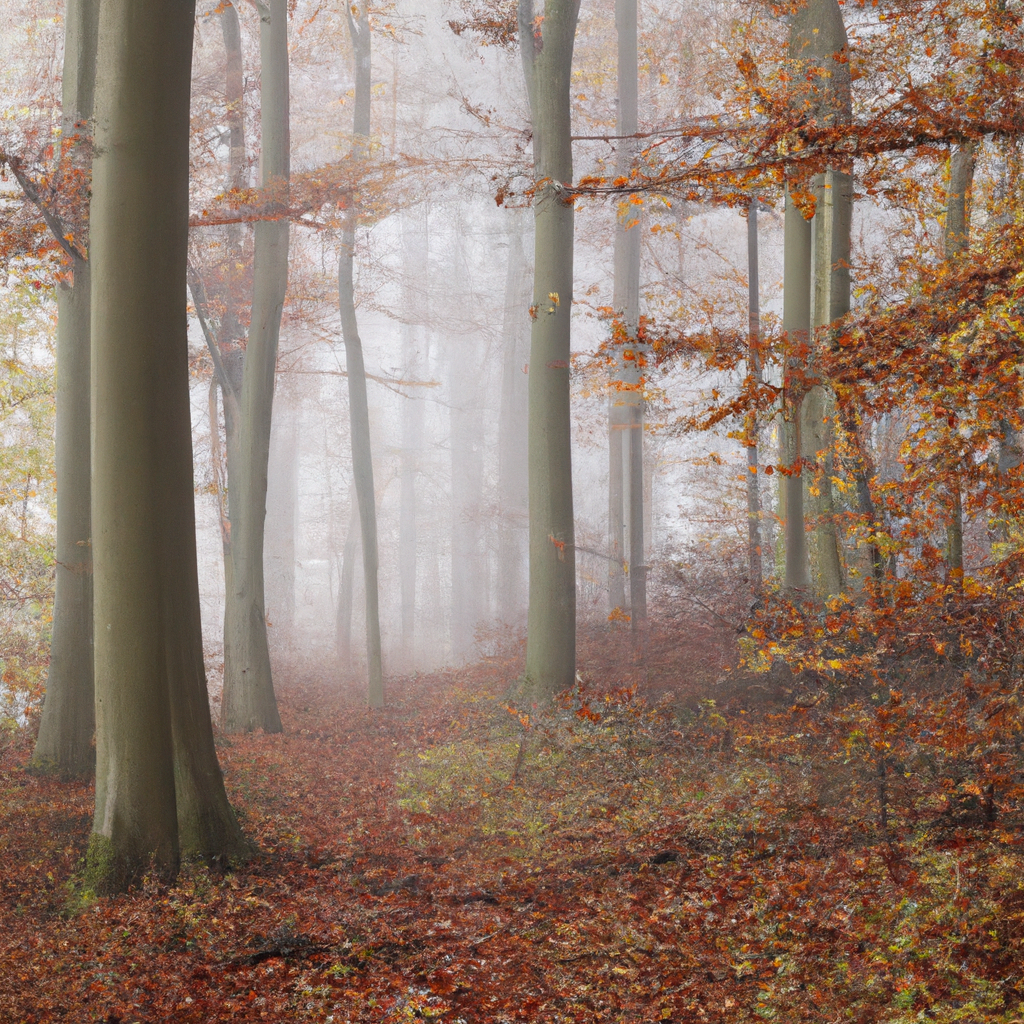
top-left (1, 625), bottom-right (1023, 1023)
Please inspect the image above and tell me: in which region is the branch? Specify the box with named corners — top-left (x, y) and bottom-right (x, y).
top-left (0, 149), bottom-right (86, 262)
top-left (187, 262), bottom-right (241, 416)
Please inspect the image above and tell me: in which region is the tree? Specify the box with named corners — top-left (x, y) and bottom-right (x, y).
top-left (744, 198), bottom-right (763, 590)
top-left (943, 140), bottom-right (977, 577)
top-left (87, 0), bottom-right (248, 891)
top-left (497, 206), bottom-right (532, 628)
top-left (221, 0), bottom-right (289, 733)
top-left (518, 0), bottom-right (581, 700)
top-left (607, 0), bottom-right (646, 627)
top-left (801, 0), bottom-right (851, 601)
top-left (340, 1), bottom-right (384, 708)
top-left (780, 0), bottom-right (849, 597)
top-left (31, 0), bottom-right (98, 777)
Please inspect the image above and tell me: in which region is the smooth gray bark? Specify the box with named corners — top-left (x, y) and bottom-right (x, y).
top-left (33, 0), bottom-right (98, 777)
top-left (339, 3), bottom-right (384, 707)
top-left (398, 213), bottom-right (425, 665)
top-left (265, 392), bottom-right (298, 640)
top-left (607, 0), bottom-right (643, 620)
top-left (449, 212), bottom-right (486, 662)
top-left (497, 207), bottom-right (531, 626)
top-left (617, 0), bottom-right (646, 626)
top-left (88, 0), bottom-right (246, 892)
top-left (805, 170), bottom-right (846, 598)
top-left (782, 0), bottom-right (850, 598)
top-left (336, 489), bottom-right (359, 674)
top-left (519, 0), bottom-right (581, 699)
top-left (796, 0), bottom-right (852, 600)
top-left (221, 0), bottom-right (289, 733)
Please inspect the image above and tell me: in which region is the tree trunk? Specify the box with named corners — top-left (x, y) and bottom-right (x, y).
top-left (607, 0), bottom-right (643, 621)
top-left (32, 0), bottom-right (99, 778)
top-left (336, 489), bottom-right (359, 675)
top-left (783, 0), bottom-right (850, 598)
top-left (497, 207), bottom-right (532, 627)
top-left (398, 211), bottom-right (426, 666)
top-left (783, 187), bottom-right (812, 595)
top-left (265, 392), bottom-right (298, 642)
top-left (519, 0), bottom-right (581, 700)
top-left (944, 141), bottom-right (976, 577)
top-left (222, 0), bottom-right (289, 733)
top-left (340, 3), bottom-right (384, 707)
top-left (745, 199), bottom-right (763, 592)
top-left (449, 213), bottom-right (486, 662)
top-left (804, 170), bottom-right (846, 599)
top-left (88, 0), bottom-right (246, 892)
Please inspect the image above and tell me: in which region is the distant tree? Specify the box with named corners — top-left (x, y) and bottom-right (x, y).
top-left (744, 198), bottom-right (763, 591)
top-left (607, 0), bottom-right (646, 627)
top-left (340, 1), bottom-right (385, 708)
top-left (31, 0), bottom-right (98, 777)
top-left (87, 0), bottom-right (248, 891)
top-left (220, 0), bottom-right (289, 733)
top-left (942, 139), bottom-right (977, 578)
top-left (518, 0), bottom-right (581, 700)
top-left (497, 206), bottom-right (532, 628)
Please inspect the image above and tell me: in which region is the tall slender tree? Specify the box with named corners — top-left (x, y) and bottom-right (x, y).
top-left (782, 185), bottom-right (813, 595)
top-left (745, 199), bottom-right (763, 590)
top-left (88, 0), bottom-right (247, 892)
top-left (340, 1), bottom-right (384, 707)
top-left (608, 0), bottom-right (645, 625)
top-left (497, 206), bottom-right (531, 627)
top-left (221, 0), bottom-right (289, 733)
top-left (801, 0), bottom-right (851, 600)
top-left (398, 211), bottom-right (426, 668)
top-left (781, 0), bottom-right (850, 597)
top-left (518, 0), bottom-right (581, 699)
top-left (32, 0), bottom-right (98, 777)
top-left (943, 140), bottom-right (977, 577)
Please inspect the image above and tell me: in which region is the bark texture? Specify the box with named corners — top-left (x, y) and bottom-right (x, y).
top-left (221, 0), bottom-right (289, 733)
top-left (519, 0), bottom-right (581, 700)
top-left (33, 0), bottom-right (99, 777)
top-left (88, 0), bottom-right (246, 892)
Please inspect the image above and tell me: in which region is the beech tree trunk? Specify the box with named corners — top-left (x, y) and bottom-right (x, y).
top-left (336, 490), bottom-right (359, 675)
top-left (221, 0), bottom-right (289, 733)
top-left (88, 0), bottom-right (246, 892)
top-left (519, 0), bottom-right (581, 700)
top-left (608, 0), bottom-right (643, 620)
top-left (265, 393), bottom-right (298, 640)
top-left (782, 187), bottom-right (812, 595)
top-left (944, 141), bottom-right (976, 576)
top-left (32, 0), bottom-right (98, 777)
top-left (340, 2), bottom-right (384, 707)
top-left (783, 0), bottom-right (850, 598)
top-left (804, 169), bottom-right (847, 598)
top-left (398, 211), bottom-right (426, 666)
top-left (497, 207), bottom-right (531, 627)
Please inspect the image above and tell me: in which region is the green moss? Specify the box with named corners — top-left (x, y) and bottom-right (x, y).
top-left (80, 831), bottom-right (117, 898)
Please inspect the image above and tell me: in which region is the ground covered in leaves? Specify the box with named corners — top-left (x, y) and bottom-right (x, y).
top-left (2, 649), bottom-right (1024, 1023)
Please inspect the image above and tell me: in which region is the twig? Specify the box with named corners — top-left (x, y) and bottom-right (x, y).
top-left (0, 149), bottom-right (85, 262)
